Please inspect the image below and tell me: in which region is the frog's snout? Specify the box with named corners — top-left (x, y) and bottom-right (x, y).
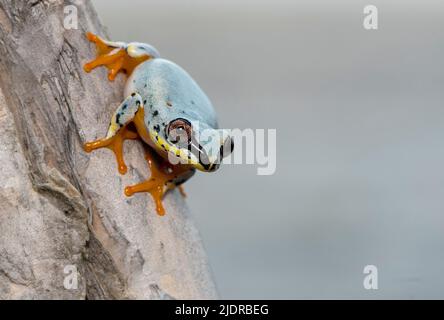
top-left (209, 135), bottom-right (234, 171)
top-left (199, 133), bottom-right (234, 172)
top-left (220, 135), bottom-right (234, 159)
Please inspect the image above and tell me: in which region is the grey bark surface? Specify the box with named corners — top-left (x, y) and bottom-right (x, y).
top-left (0, 0), bottom-right (217, 299)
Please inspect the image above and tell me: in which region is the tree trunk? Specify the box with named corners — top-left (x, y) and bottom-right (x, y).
top-left (0, 0), bottom-right (217, 300)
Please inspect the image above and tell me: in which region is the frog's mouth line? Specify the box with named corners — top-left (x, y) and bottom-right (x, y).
top-left (149, 131), bottom-right (219, 172)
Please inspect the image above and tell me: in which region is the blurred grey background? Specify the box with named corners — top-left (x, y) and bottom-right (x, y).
top-left (92, 0), bottom-right (444, 299)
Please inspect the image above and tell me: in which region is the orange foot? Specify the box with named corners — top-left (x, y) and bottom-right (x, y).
top-left (177, 185), bottom-right (187, 197)
top-left (84, 125), bottom-right (138, 174)
top-left (124, 148), bottom-right (192, 216)
top-left (85, 127), bottom-right (189, 215)
top-left (83, 32), bottom-right (150, 81)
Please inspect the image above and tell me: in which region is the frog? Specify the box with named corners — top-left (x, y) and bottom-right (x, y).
top-left (82, 32), bottom-right (233, 215)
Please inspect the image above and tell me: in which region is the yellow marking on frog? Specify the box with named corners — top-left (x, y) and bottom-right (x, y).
top-left (106, 114), bottom-right (122, 139)
top-left (149, 131), bottom-right (206, 171)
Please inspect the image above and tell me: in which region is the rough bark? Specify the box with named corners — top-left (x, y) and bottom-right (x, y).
top-left (0, 0), bottom-right (217, 299)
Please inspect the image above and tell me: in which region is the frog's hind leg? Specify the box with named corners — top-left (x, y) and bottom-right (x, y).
top-left (124, 148), bottom-right (195, 216)
top-left (84, 93), bottom-right (144, 174)
top-left (83, 32), bottom-right (159, 81)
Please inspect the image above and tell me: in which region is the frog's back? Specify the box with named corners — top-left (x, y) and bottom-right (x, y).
top-left (125, 58), bottom-right (218, 128)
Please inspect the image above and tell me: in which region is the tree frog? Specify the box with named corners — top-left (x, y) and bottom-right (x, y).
top-left (83, 33), bottom-right (233, 215)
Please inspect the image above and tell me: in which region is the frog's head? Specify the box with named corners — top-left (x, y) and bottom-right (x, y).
top-left (147, 105), bottom-right (233, 172)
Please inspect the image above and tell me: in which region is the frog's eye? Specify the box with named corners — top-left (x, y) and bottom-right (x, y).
top-left (166, 118), bottom-right (192, 147)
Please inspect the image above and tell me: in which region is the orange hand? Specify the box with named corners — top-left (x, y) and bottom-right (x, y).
top-left (84, 125), bottom-right (138, 175)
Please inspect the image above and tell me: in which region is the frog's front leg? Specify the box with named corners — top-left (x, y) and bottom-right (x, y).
top-left (124, 148), bottom-right (195, 216)
top-left (84, 93), bottom-right (143, 174)
top-left (83, 32), bottom-right (159, 81)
